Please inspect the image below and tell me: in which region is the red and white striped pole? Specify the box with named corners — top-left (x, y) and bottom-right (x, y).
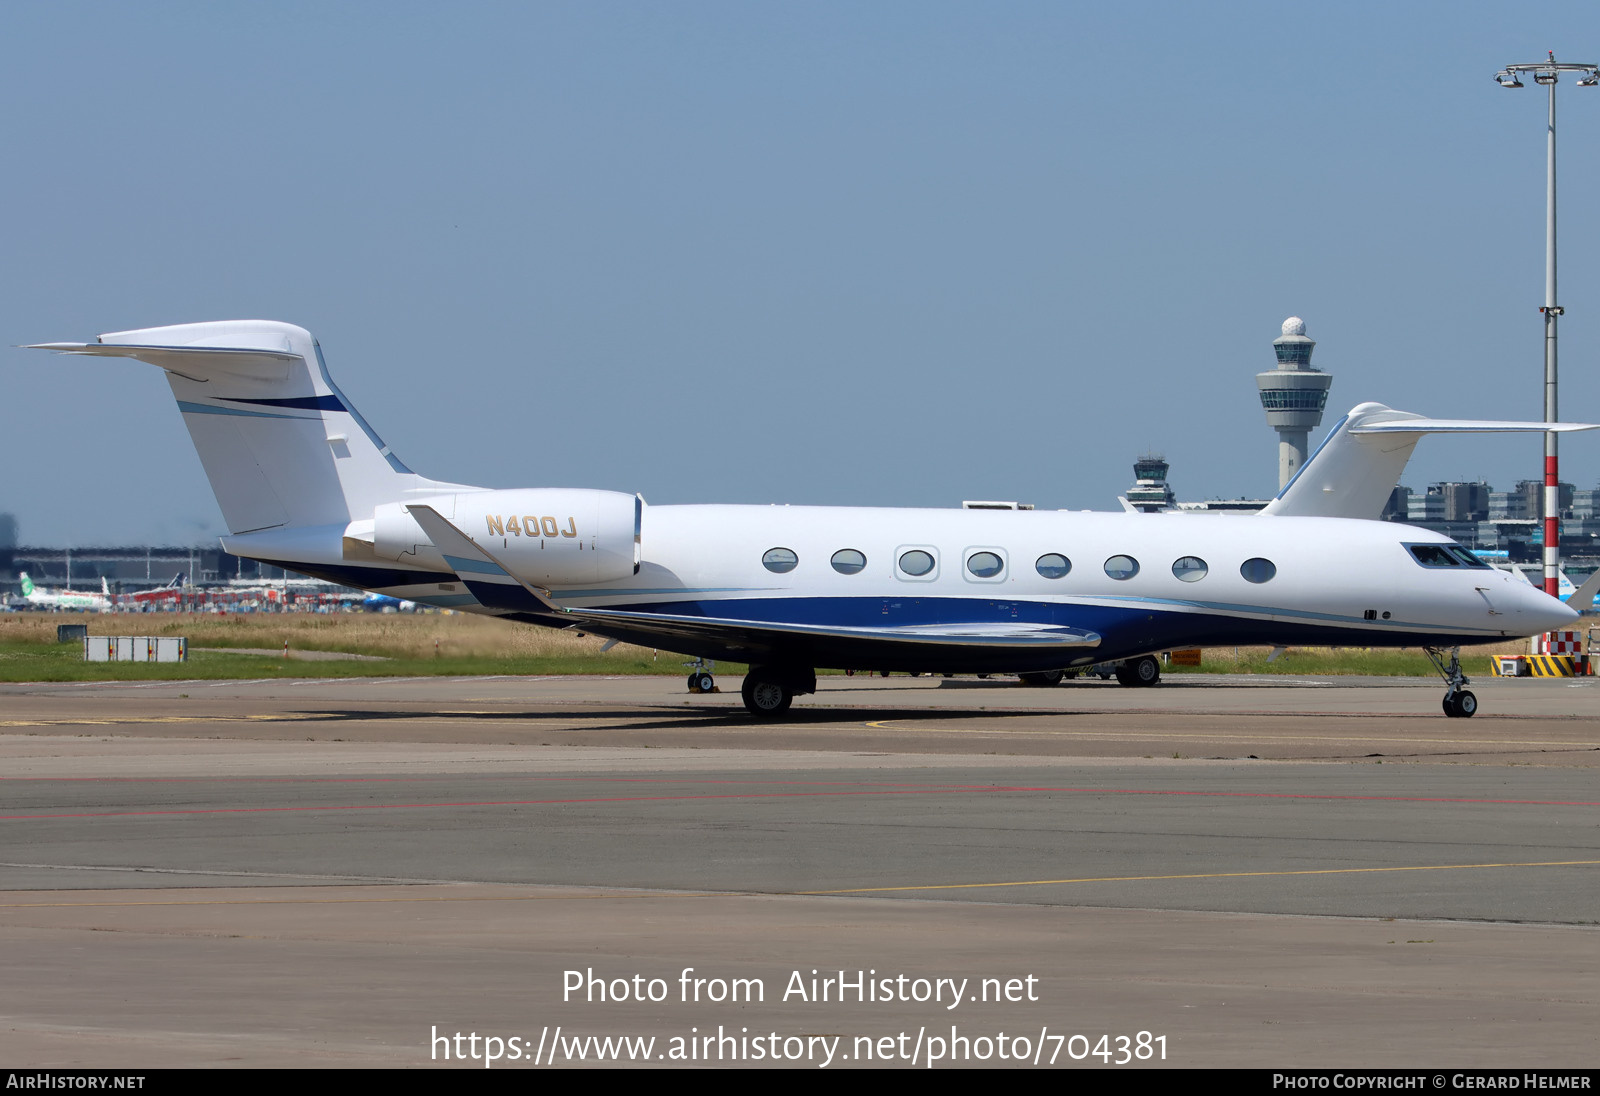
top-left (1543, 69), bottom-right (1562, 599)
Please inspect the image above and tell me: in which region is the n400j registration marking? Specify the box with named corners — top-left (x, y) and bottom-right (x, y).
top-left (486, 515), bottom-right (577, 539)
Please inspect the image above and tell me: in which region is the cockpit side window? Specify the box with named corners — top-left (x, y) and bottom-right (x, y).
top-left (1409, 545), bottom-right (1460, 568)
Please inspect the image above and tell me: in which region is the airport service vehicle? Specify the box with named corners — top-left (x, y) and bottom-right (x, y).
top-left (32, 321), bottom-right (1590, 719)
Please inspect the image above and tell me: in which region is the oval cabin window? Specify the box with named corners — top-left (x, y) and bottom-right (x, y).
top-left (966, 551), bottom-right (1004, 578)
top-left (1103, 555), bottom-right (1139, 581)
top-left (1240, 558), bottom-right (1276, 584)
top-left (762, 548), bottom-right (798, 574)
top-left (831, 549), bottom-right (867, 575)
top-left (1035, 554), bottom-right (1071, 579)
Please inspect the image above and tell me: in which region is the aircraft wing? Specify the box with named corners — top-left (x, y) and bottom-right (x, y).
top-left (404, 505), bottom-right (1102, 663)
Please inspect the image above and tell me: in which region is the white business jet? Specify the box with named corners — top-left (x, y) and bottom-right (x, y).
top-left (31, 320), bottom-right (1590, 718)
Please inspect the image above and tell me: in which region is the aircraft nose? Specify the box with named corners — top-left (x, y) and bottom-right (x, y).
top-left (1520, 585), bottom-right (1580, 634)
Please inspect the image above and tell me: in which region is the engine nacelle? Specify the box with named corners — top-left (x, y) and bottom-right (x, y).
top-left (372, 488), bottom-right (640, 587)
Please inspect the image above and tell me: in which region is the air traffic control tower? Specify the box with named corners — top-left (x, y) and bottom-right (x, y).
top-left (1257, 316), bottom-right (1332, 490)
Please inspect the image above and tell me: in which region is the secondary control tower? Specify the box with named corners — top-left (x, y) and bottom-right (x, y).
top-left (1257, 316), bottom-right (1332, 490)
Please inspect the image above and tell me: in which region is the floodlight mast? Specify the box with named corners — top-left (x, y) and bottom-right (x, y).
top-left (1495, 54), bottom-right (1600, 597)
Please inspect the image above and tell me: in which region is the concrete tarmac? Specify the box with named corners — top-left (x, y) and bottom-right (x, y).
top-left (0, 673), bottom-right (1597, 1068)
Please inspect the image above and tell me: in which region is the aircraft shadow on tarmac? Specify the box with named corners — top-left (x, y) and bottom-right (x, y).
top-left (285, 704), bottom-right (1067, 732)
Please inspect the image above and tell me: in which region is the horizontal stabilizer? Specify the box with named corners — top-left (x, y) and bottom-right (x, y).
top-left (25, 341), bottom-right (303, 386)
top-left (1349, 419), bottom-right (1598, 436)
top-left (32, 321), bottom-right (475, 535)
top-left (1262, 402), bottom-right (1599, 520)
top-left (28, 341), bottom-right (298, 362)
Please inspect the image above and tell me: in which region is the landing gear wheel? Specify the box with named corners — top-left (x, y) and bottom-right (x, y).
top-left (1115, 655), bottom-right (1161, 687)
top-left (741, 669), bottom-right (793, 718)
top-left (693, 672), bottom-right (715, 693)
top-left (1018, 669), bottom-right (1065, 686)
top-left (1425, 646), bottom-right (1476, 719)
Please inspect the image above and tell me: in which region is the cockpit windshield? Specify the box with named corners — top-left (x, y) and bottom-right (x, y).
top-left (1407, 543), bottom-right (1490, 570)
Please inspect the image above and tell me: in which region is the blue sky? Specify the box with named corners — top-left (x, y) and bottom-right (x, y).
top-left (6, 1), bottom-right (1600, 544)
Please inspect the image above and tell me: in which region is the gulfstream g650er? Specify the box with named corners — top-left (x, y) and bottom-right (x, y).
top-left (32, 320), bottom-right (1589, 718)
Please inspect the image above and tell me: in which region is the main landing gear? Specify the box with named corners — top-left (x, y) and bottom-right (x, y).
top-left (981, 665), bottom-right (1176, 687)
top-left (1019, 666), bottom-right (1154, 686)
top-left (1424, 646), bottom-right (1477, 718)
top-left (1115, 655), bottom-right (1161, 688)
top-left (740, 665), bottom-right (818, 718)
top-left (1017, 669), bottom-right (1065, 686)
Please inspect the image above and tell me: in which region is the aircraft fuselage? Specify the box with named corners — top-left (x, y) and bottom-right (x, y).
top-left (234, 501), bottom-right (1576, 674)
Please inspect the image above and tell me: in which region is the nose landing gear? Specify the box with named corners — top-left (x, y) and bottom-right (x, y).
top-left (685, 658), bottom-right (717, 693)
top-left (1424, 646), bottom-right (1476, 718)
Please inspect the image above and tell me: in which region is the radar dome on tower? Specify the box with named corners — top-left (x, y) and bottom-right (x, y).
top-left (1282, 316), bottom-right (1307, 337)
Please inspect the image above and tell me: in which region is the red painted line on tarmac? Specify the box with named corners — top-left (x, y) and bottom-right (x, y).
top-left (0, 774), bottom-right (989, 790)
top-left (1, 782), bottom-right (1593, 822)
top-left (0, 785), bottom-right (1042, 821)
top-left (1021, 786), bottom-right (1600, 807)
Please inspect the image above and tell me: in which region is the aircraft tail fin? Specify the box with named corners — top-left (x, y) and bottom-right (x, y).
top-left (1261, 403), bottom-right (1598, 519)
top-left (1505, 563), bottom-right (1536, 587)
top-left (30, 321), bottom-right (475, 536)
top-left (1567, 568), bottom-right (1600, 611)
top-left (19, 573), bottom-right (34, 597)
